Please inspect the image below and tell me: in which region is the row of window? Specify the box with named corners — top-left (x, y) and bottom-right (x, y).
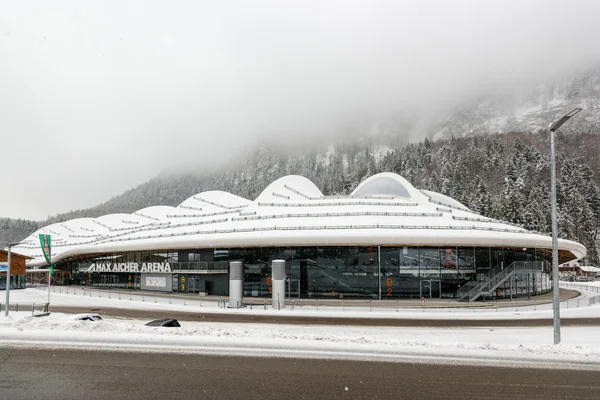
top-left (66, 246), bottom-right (548, 271)
top-left (61, 246), bottom-right (550, 299)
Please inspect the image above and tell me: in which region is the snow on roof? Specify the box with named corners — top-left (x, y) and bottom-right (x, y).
top-left (255, 175), bottom-right (324, 203)
top-left (351, 173), bottom-right (415, 198)
top-left (134, 206), bottom-right (179, 220)
top-left (421, 189), bottom-right (470, 211)
top-left (578, 266), bottom-right (600, 273)
top-left (178, 190), bottom-right (251, 211)
top-left (12, 173), bottom-right (587, 266)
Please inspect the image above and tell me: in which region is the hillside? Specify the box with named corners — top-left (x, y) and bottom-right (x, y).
top-left (433, 67), bottom-right (600, 140)
top-left (3, 129), bottom-right (600, 264)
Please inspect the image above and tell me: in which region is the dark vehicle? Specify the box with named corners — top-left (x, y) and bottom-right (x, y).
top-left (74, 314), bottom-right (102, 321)
top-left (145, 318), bottom-right (181, 327)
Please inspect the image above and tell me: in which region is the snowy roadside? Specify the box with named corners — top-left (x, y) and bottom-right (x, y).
top-left (4, 286), bottom-right (600, 320)
top-left (1, 311), bottom-right (600, 370)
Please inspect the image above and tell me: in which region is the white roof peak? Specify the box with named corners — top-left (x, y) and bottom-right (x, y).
top-left (351, 172), bottom-right (417, 199)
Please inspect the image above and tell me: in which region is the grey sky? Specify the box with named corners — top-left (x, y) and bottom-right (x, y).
top-left (2, 0), bottom-right (600, 220)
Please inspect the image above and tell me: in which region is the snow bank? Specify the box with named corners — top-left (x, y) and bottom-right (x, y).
top-left (4, 285), bottom-right (600, 321)
top-left (1, 311), bottom-right (600, 369)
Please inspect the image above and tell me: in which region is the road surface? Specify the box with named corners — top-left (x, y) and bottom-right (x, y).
top-left (45, 304), bottom-right (600, 327)
top-left (1, 348), bottom-right (599, 400)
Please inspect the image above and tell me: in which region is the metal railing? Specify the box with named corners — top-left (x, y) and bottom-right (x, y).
top-left (29, 281), bottom-right (600, 313)
top-left (457, 262), bottom-right (506, 300)
top-left (458, 261), bottom-right (548, 302)
top-left (0, 302), bottom-right (50, 315)
top-left (230, 210), bottom-right (442, 222)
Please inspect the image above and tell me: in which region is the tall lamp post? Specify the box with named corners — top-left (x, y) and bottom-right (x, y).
top-left (4, 242), bottom-right (25, 317)
top-left (549, 107), bottom-right (582, 345)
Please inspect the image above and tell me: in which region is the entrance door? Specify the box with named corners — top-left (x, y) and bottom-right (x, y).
top-left (420, 279), bottom-right (441, 299)
top-left (287, 279), bottom-right (300, 298)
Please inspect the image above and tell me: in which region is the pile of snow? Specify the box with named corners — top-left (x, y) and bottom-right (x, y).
top-left (1, 311), bottom-right (600, 368)
top-left (4, 286), bottom-right (600, 320)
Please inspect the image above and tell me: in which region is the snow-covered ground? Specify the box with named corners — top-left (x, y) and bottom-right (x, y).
top-left (1, 310), bottom-right (599, 370)
top-left (3, 283), bottom-right (600, 320)
top-left (1, 285), bottom-right (600, 369)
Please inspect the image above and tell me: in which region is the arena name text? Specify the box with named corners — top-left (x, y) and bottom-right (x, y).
top-left (86, 262), bottom-right (172, 273)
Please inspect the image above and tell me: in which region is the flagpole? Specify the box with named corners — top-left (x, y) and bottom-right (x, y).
top-left (47, 247), bottom-right (51, 307)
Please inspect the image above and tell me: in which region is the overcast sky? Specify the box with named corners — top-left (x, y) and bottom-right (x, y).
top-left (2, 0), bottom-right (600, 220)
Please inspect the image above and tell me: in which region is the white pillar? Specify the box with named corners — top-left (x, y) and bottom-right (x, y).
top-left (4, 245), bottom-right (12, 317)
top-left (228, 261), bottom-right (243, 308)
top-left (271, 259), bottom-right (285, 309)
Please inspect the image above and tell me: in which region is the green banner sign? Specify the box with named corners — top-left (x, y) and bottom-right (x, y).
top-left (39, 234), bottom-right (54, 274)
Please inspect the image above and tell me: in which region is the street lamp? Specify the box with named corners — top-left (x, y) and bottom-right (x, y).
top-left (4, 242), bottom-right (26, 317)
top-left (549, 107), bottom-right (582, 345)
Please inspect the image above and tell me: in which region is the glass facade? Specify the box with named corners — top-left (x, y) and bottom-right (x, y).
top-left (0, 274), bottom-right (25, 290)
top-left (57, 245), bottom-right (553, 300)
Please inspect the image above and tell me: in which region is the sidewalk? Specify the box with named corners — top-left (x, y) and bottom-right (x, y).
top-left (34, 284), bottom-right (581, 310)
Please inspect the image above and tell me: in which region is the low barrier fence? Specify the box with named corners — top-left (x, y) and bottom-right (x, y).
top-left (29, 282), bottom-right (600, 314)
top-left (0, 302), bottom-right (50, 316)
top-left (35, 284), bottom-right (207, 308)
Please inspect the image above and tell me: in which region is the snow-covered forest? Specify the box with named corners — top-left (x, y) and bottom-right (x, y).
top-left (2, 129), bottom-right (599, 264)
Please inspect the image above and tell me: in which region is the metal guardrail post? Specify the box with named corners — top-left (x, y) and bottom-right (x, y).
top-left (155, 293), bottom-right (157, 303)
top-left (16, 303), bottom-right (18, 312)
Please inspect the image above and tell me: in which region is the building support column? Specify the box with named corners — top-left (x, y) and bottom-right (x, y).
top-left (228, 261), bottom-right (243, 308)
top-left (272, 259), bottom-right (286, 309)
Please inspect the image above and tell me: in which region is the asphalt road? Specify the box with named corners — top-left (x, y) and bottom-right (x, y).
top-left (1, 348), bottom-right (599, 400)
top-left (47, 304), bottom-right (600, 327)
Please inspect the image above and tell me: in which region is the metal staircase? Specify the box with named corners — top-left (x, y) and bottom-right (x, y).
top-left (457, 261), bottom-right (546, 302)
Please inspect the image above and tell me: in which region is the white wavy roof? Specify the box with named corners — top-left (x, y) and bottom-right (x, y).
top-left (13, 173), bottom-right (586, 266)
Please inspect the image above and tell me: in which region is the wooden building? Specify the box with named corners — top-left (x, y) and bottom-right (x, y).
top-left (1, 249), bottom-right (29, 289)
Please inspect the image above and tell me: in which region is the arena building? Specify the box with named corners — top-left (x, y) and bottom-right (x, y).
top-left (11, 173), bottom-right (586, 302)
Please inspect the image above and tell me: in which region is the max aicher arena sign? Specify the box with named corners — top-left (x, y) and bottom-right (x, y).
top-left (86, 262), bottom-right (172, 273)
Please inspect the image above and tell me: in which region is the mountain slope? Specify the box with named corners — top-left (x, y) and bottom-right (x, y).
top-left (434, 67), bottom-right (600, 139)
top-left (3, 130), bottom-right (600, 264)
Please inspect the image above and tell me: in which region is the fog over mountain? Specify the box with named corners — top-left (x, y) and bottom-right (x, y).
top-left (2, 0), bottom-right (600, 220)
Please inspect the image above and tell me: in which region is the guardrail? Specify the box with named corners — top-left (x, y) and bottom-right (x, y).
top-left (35, 285), bottom-right (206, 308)
top-left (0, 302), bottom-right (50, 315)
top-left (30, 282), bottom-right (600, 314)
top-left (458, 261), bottom-right (549, 302)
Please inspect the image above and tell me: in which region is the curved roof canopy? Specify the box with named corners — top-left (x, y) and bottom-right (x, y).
top-left (351, 173), bottom-right (413, 198)
top-left (11, 173), bottom-right (586, 266)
